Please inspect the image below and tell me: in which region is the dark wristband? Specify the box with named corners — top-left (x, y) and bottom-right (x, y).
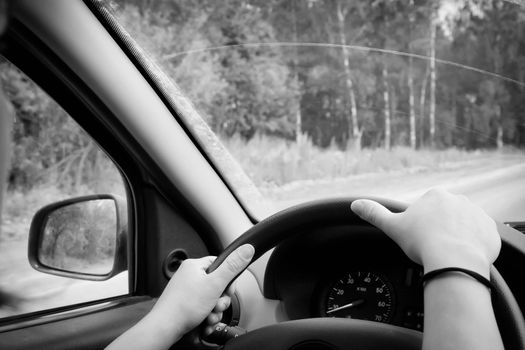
top-left (422, 267), bottom-right (492, 290)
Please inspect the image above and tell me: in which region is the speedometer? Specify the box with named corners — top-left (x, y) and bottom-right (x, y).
top-left (324, 271), bottom-right (394, 324)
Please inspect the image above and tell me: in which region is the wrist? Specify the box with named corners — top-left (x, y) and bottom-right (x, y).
top-left (421, 242), bottom-right (491, 279)
top-left (422, 267), bottom-right (493, 292)
top-left (142, 305), bottom-right (186, 348)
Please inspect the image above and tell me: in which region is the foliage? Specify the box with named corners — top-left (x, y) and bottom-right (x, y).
top-left (111, 0), bottom-right (299, 138)
top-left (4, 0), bottom-right (525, 201)
top-left (221, 133), bottom-right (513, 187)
top-left (0, 61), bottom-right (126, 243)
top-left (107, 0), bottom-right (525, 151)
top-left (1, 62), bottom-right (124, 193)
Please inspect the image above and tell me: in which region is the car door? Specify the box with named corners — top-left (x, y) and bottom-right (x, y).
top-left (0, 1), bottom-right (250, 349)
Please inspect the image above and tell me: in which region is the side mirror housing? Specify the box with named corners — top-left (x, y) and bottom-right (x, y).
top-left (28, 194), bottom-right (127, 281)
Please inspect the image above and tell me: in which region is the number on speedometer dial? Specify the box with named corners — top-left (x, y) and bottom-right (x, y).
top-left (325, 271), bottom-right (394, 323)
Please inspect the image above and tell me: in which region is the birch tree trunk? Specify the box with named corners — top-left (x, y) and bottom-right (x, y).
top-left (493, 37), bottom-right (504, 149)
top-left (336, 0), bottom-right (361, 150)
top-left (497, 123), bottom-right (504, 149)
top-left (420, 66), bottom-right (430, 143)
top-left (292, 0), bottom-right (302, 144)
top-left (408, 0), bottom-right (416, 149)
top-left (408, 58), bottom-right (416, 149)
top-left (383, 63), bottom-right (391, 150)
top-left (429, 4), bottom-right (437, 148)
top-left (496, 104), bottom-right (503, 149)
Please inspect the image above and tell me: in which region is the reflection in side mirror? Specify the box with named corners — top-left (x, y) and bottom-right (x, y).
top-left (39, 199), bottom-right (116, 275)
top-left (28, 195), bottom-right (127, 281)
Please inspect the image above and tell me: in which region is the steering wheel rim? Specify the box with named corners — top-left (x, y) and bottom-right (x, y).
top-left (205, 197), bottom-right (525, 350)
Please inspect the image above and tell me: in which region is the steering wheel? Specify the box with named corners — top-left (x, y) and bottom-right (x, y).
top-left (204, 198), bottom-right (525, 350)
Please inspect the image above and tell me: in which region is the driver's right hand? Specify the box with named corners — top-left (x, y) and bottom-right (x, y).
top-left (351, 188), bottom-right (501, 278)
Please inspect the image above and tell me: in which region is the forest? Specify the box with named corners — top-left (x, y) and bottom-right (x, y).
top-left (112, 0), bottom-right (525, 152)
top-left (3, 0), bottom-right (525, 204)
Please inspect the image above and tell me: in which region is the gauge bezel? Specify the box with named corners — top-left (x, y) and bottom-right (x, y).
top-left (315, 269), bottom-right (397, 324)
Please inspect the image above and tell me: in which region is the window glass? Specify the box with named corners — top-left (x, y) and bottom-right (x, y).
top-left (0, 60), bottom-right (128, 318)
top-left (107, 0), bottom-right (525, 223)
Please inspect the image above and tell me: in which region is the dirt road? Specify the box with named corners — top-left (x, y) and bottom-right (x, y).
top-left (265, 154), bottom-right (525, 223)
top-left (0, 238), bottom-right (127, 317)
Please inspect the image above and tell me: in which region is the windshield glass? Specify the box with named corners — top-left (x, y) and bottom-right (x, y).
top-left (107, 0), bottom-right (525, 222)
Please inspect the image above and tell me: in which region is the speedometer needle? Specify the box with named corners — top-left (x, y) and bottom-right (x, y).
top-left (327, 299), bottom-right (365, 314)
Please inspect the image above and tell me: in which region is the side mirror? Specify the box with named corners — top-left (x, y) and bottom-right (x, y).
top-left (28, 194), bottom-right (127, 281)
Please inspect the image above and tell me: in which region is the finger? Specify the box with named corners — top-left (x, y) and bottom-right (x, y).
top-left (204, 322), bottom-right (227, 337)
top-left (206, 312), bottom-right (223, 325)
top-left (224, 281), bottom-right (236, 297)
top-left (351, 199), bottom-right (396, 232)
top-left (213, 244), bottom-right (255, 285)
top-left (213, 296), bottom-right (231, 313)
top-left (196, 256), bottom-right (216, 268)
top-left (204, 325), bottom-right (215, 337)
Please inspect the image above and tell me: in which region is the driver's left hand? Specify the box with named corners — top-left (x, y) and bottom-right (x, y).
top-left (106, 244), bottom-right (254, 350)
top-left (148, 244), bottom-right (255, 345)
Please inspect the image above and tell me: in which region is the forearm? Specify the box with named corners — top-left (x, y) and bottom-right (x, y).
top-left (351, 192), bottom-right (504, 349)
top-left (423, 273), bottom-right (503, 350)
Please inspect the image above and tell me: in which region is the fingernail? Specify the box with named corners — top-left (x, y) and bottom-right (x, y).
top-left (238, 244), bottom-right (255, 260)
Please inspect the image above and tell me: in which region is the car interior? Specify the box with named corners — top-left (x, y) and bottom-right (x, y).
top-left (1, 1), bottom-right (525, 349)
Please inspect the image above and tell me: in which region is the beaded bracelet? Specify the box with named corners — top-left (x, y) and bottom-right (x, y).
top-left (422, 267), bottom-right (493, 290)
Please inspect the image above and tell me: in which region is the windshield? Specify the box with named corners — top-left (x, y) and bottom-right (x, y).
top-left (106, 0), bottom-right (525, 222)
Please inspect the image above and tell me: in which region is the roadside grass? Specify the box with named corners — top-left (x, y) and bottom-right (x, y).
top-left (1, 152), bottom-right (127, 241)
top-left (1, 186), bottom-right (74, 242)
top-left (3, 134), bottom-right (523, 241)
top-left (221, 133), bottom-right (524, 187)
top-left (2, 175), bottom-right (126, 242)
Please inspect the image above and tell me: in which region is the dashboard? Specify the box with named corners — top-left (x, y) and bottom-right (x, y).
top-left (263, 225), bottom-right (425, 331)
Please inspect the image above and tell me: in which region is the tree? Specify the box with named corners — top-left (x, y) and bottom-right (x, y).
top-left (447, 0), bottom-right (524, 148)
top-left (429, 1), bottom-right (438, 148)
top-left (91, 1), bottom-right (525, 151)
top-left (408, 0), bottom-right (417, 149)
top-left (335, 0), bottom-right (362, 150)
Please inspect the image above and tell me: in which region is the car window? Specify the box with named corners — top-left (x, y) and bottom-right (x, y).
top-left (105, 0), bottom-right (525, 223)
top-left (0, 59), bottom-right (128, 318)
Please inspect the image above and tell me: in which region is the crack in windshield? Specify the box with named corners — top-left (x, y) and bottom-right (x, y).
top-left (163, 42), bottom-right (525, 87)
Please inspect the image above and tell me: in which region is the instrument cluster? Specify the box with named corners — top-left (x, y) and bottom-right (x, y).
top-left (264, 226), bottom-right (426, 331)
top-left (317, 267), bottom-right (424, 331)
